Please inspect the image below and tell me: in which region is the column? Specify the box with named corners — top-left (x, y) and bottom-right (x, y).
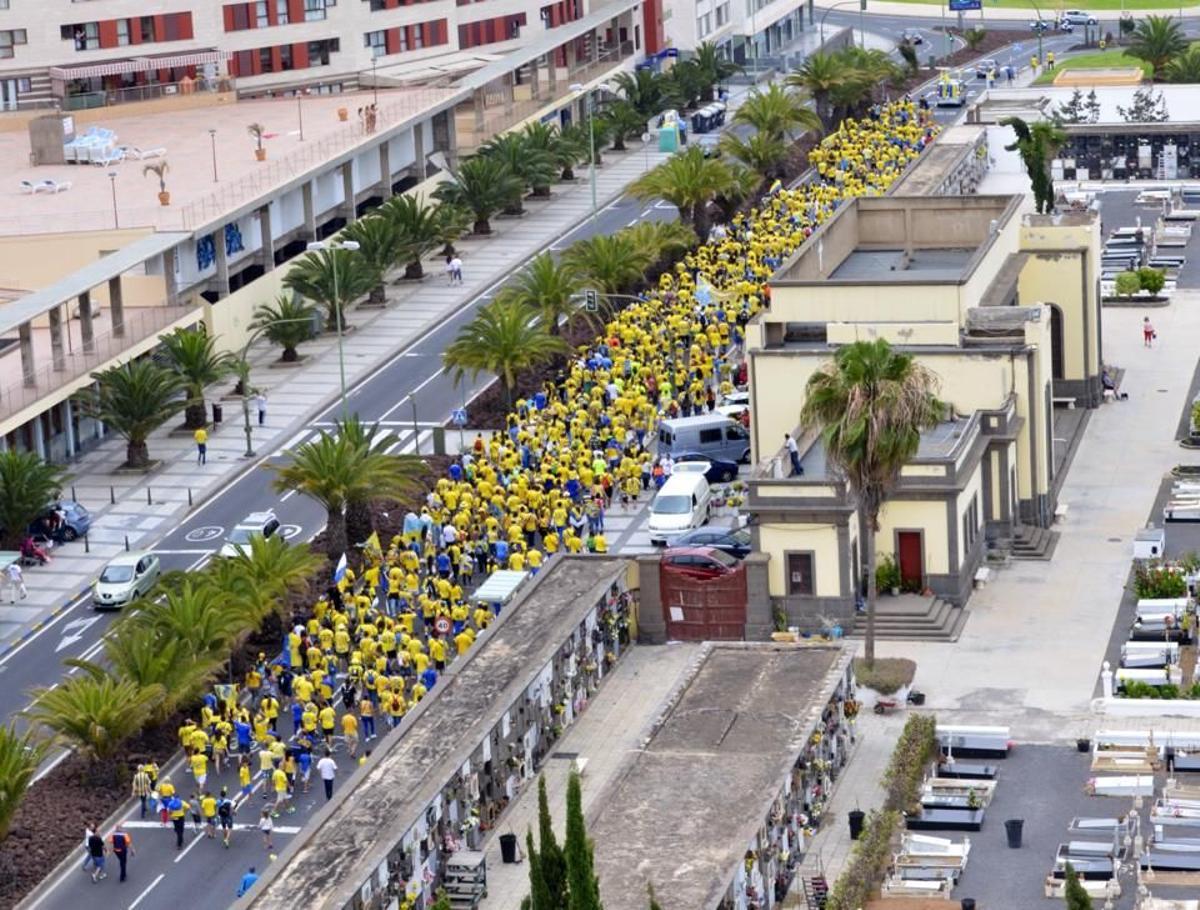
top-left (529, 59), bottom-right (540, 101)
top-left (341, 162), bottom-right (356, 223)
top-left (473, 87), bottom-right (486, 134)
top-left (63, 399), bottom-right (76, 459)
top-left (503, 72), bottom-right (515, 117)
top-left (378, 142), bottom-right (393, 199)
top-left (18, 322), bottom-right (35, 387)
top-left (48, 305), bottom-right (66, 372)
top-left (564, 39), bottom-right (577, 78)
top-left (162, 247), bottom-right (179, 306)
top-left (78, 290), bottom-right (95, 354)
top-left (213, 228), bottom-right (231, 297)
top-left (547, 50), bottom-right (558, 96)
top-left (258, 205), bottom-right (275, 271)
top-left (31, 413), bottom-right (45, 460)
top-left (302, 180), bottom-right (317, 242)
top-left (413, 124), bottom-right (426, 180)
top-left (108, 276), bottom-right (125, 338)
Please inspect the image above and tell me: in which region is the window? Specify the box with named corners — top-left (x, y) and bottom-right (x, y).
top-left (365, 29), bottom-right (386, 57)
top-left (370, 0), bottom-right (388, 8)
top-left (230, 4), bottom-right (251, 29)
top-left (64, 22), bottom-right (99, 50)
top-left (786, 553), bottom-right (814, 596)
top-left (277, 0), bottom-right (290, 23)
top-left (0, 29), bottom-right (23, 58)
top-left (258, 46), bottom-right (272, 70)
top-left (715, 2), bottom-right (729, 26)
top-left (0, 1), bottom-right (9, 9)
top-left (725, 425), bottom-right (745, 440)
top-left (255, 1), bottom-right (270, 26)
top-left (304, 0), bottom-right (327, 20)
top-left (279, 43), bottom-right (292, 69)
top-left (397, 27), bottom-right (407, 50)
top-left (139, 16), bottom-right (156, 42)
top-left (116, 19), bottom-right (130, 45)
top-left (412, 24), bottom-right (423, 48)
top-left (698, 428), bottom-right (722, 444)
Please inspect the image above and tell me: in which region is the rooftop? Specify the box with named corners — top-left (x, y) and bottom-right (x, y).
top-left (247, 556), bottom-right (632, 910)
top-left (588, 644), bottom-right (846, 910)
top-left (0, 85), bottom-right (458, 237)
top-left (793, 414), bottom-right (976, 479)
top-left (889, 124), bottom-right (987, 196)
top-left (830, 248), bottom-right (976, 281)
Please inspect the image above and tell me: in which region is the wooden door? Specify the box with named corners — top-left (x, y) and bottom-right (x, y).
top-left (897, 531), bottom-right (923, 590)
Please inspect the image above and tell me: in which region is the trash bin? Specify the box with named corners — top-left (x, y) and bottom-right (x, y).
top-left (908, 690), bottom-right (926, 706)
top-left (1005, 818), bottom-right (1024, 848)
top-left (1076, 738), bottom-right (1091, 753)
top-left (499, 832), bottom-right (518, 864)
top-left (961, 900), bottom-right (976, 910)
top-left (848, 810), bottom-right (865, 841)
top-left (212, 402), bottom-right (223, 424)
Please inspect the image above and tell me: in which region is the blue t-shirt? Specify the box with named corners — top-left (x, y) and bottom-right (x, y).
top-left (237, 872), bottom-right (260, 897)
top-left (422, 667), bottom-right (438, 690)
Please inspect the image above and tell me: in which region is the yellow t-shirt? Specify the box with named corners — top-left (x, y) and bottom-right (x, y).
top-left (272, 768), bottom-right (288, 793)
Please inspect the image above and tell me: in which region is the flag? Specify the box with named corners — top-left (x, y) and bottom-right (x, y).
top-left (363, 531), bottom-right (381, 559)
top-left (767, 179), bottom-right (782, 196)
top-left (333, 552), bottom-right (348, 583)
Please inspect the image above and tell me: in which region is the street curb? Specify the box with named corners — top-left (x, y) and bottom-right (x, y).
top-left (0, 586), bottom-right (91, 661)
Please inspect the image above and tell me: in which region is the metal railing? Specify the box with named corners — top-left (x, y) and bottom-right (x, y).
top-left (0, 303), bottom-right (200, 422)
top-left (63, 77), bottom-right (237, 111)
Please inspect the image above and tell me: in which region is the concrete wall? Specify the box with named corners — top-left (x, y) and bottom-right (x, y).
top-left (0, 227), bottom-right (153, 288)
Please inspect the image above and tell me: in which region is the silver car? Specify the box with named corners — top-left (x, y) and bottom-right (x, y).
top-left (93, 551), bottom-right (160, 609)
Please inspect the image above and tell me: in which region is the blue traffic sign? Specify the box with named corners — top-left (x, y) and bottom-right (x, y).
top-left (949, 0), bottom-right (981, 9)
top-left (450, 408), bottom-right (468, 426)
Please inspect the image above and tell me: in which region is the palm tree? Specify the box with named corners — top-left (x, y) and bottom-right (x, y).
top-left (250, 293), bottom-right (317, 363)
top-left (498, 253), bottom-right (584, 336)
top-left (0, 723), bottom-right (44, 840)
top-left (830, 48), bottom-right (903, 120)
top-left (1164, 45), bottom-right (1200, 82)
top-left (0, 450), bottom-right (67, 549)
top-left (563, 233), bottom-right (651, 295)
top-left (481, 133), bottom-right (557, 203)
top-left (1127, 14), bottom-right (1187, 73)
top-left (662, 59), bottom-right (707, 110)
top-left (522, 121), bottom-right (586, 182)
top-left (562, 120), bottom-right (612, 169)
top-left (283, 245), bottom-right (376, 331)
top-left (601, 101), bottom-right (648, 152)
top-left (127, 580), bottom-right (247, 663)
top-left (333, 416), bottom-right (425, 545)
top-left (433, 156), bottom-right (525, 235)
top-left (77, 630), bottom-right (216, 723)
top-left (720, 132), bottom-right (790, 182)
top-left (1002, 116), bottom-right (1065, 215)
top-left (74, 360), bottom-right (186, 469)
top-left (611, 69), bottom-right (668, 117)
top-left (621, 220), bottom-right (696, 267)
top-left (897, 41), bottom-right (920, 76)
top-left (219, 533), bottom-right (324, 623)
top-left (159, 327), bottom-right (235, 429)
top-left (442, 300), bottom-right (569, 411)
top-left (713, 165), bottom-right (762, 223)
top-left (24, 672), bottom-right (163, 764)
top-left (962, 27), bottom-right (987, 51)
top-left (733, 83), bottom-right (822, 141)
top-left (787, 52), bottom-right (845, 130)
top-left (342, 214), bottom-right (410, 304)
top-left (631, 145), bottom-right (734, 238)
top-left (692, 41), bottom-right (742, 101)
top-left (381, 195), bottom-right (443, 279)
top-left (800, 339), bottom-right (943, 666)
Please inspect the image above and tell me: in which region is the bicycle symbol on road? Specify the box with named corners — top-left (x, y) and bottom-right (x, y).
top-left (185, 526), bottom-right (224, 543)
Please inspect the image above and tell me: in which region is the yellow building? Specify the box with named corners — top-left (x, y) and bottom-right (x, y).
top-left (745, 194), bottom-right (1102, 628)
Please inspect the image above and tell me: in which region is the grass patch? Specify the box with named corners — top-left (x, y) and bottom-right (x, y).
top-left (1032, 50), bottom-right (1153, 84)
top-left (854, 657), bottom-right (917, 695)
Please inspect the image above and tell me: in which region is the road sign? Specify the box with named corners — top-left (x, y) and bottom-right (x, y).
top-left (583, 289), bottom-right (599, 313)
top-left (450, 408), bottom-right (468, 427)
top-left (949, 0), bottom-right (981, 9)
top-left (434, 616), bottom-right (452, 636)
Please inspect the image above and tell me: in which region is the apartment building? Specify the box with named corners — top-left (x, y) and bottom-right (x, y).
top-left (662, 0), bottom-right (811, 58)
top-left (0, 0), bottom-right (656, 109)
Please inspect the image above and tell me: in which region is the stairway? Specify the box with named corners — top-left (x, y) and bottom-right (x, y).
top-left (1009, 524), bottom-right (1059, 561)
top-left (849, 594), bottom-right (969, 642)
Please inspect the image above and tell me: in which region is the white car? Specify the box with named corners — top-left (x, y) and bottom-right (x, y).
top-left (218, 510), bottom-right (281, 558)
top-left (93, 551), bottom-right (160, 609)
top-left (901, 28), bottom-right (924, 45)
top-left (1060, 9), bottom-right (1097, 24)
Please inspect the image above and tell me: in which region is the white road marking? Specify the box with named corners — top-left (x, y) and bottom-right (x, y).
top-left (0, 592), bottom-right (87, 668)
top-left (280, 489), bottom-right (297, 502)
top-left (173, 829), bottom-right (209, 863)
top-left (55, 616), bottom-right (102, 653)
top-left (377, 371), bottom-right (445, 422)
top-left (152, 549), bottom-right (218, 556)
top-left (122, 820), bottom-right (301, 834)
top-left (127, 873), bottom-right (165, 910)
top-left (31, 748), bottom-right (70, 783)
top-left (274, 430), bottom-right (311, 455)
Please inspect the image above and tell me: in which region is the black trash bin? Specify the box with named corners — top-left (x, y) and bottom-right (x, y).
top-left (848, 810), bottom-right (865, 841)
top-left (1005, 818), bottom-right (1024, 848)
top-left (499, 832), bottom-right (518, 864)
top-left (961, 900), bottom-right (976, 910)
top-left (212, 402), bottom-right (223, 424)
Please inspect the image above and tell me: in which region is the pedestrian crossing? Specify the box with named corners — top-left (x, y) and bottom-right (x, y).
top-left (273, 426), bottom-right (439, 458)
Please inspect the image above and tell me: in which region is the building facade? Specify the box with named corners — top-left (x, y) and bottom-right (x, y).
top-left (661, 0), bottom-right (812, 57)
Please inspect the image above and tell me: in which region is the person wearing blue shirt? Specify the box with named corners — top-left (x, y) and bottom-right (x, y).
top-left (291, 702), bottom-right (304, 736)
top-left (422, 666), bottom-right (438, 691)
top-left (435, 552), bottom-right (451, 578)
top-left (448, 462), bottom-right (462, 482)
top-left (237, 867), bottom-right (259, 897)
top-left (234, 719), bottom-right (252, 754)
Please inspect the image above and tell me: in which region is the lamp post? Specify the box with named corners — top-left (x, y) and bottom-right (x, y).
top-left (208, 128), bottom-right (218, 183)
top-left (1029, 0), bottom-right (1046, 65)
top-left (569, 82), bottom-right (597, 220)
top-left (237, 316), bottom-right (314, 457)
top-left (371, 58), bottom-right (378, 107)
top-left (107, 171), bottom-right (118, 229)
top-left (819, 0), bottom-right (866, 48)
top-left (297, 88), bottom-right (306, 141)
top-left (306, 239), bottom-right (360, 417)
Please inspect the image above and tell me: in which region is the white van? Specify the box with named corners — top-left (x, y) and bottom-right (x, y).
top-left (648, 472), bottom-right (712, 546)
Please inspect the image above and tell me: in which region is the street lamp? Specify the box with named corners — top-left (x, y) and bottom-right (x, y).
top-left (306, 238), bottom-right (360, 417)
top-left (236, 316), bottom-right (314, 457)
top-left (297, 88), bottom-right (307, 142)
top-left (371, 58), bottom-right (378, 107)
top-left (818, 0), bottom-right (866, 49)
top-left (569, 81), bottom-right (613, 221)
top-left (107, 171), bottom-right (118, 229)
top-left (208, 128), bottom-right (218, 183)
top-left (1028, 0), bottom-right (1046, 65)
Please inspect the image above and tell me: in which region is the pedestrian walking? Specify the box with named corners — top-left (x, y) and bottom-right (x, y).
top-left (81, 824), bottom-right (96, 873)
top-left (1143, 316), bottom-right (1156, 347)
top-left (255, 391), bottom-right (267, 426)
top-left (450, 255), bottom-right (464, 284)
top-left (445, 254), bottom-right (456, 284)
top-left (238, 866), bottom-right (260, 897)
top-left (131, 764), bottom-right (152, 818)
top-left (194, 426), bottom-right (208, 465)
top-left (167, 795), bottom-right (189, 850)
top-left (785, 433), bottom-right (803, 476)
top-left (317, 748), bottom-right (338, 800)
top-left (259, 809), bottom-right (275, 851)
top-left (87, 828), bottom-right (107, 882)
top-left (6, 561), bottom-right (26, 603)
top-left (217, 787), bottom-right (235, 847)
top-left (202, 790), bottom-right (218, 839)
top-left (108, 825), bottom-right (134, 883)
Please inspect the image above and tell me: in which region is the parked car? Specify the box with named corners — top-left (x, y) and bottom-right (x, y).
top-left (1060, 9), bottom-right (1097, 24)
top-left (93, 551), bottom-right (161, 609)
top-left (975, 58), bottom-right (998, 79)
top-left (671, 525), bottom-right (752, 559)
top-left (901, 28), bottom-right (924, 45)
top-left (658, 414), bottom-right (751, 464)
top-left (218, 510), bottom-right (281, 558)
top-left (648, 472), bottom-right (712, 546)
top-left (29, 500), bottom-right (91, 543)
top-left (660, 546), bottom-right (742, 579)
top-left (673, 452), bottom-right (740, 484)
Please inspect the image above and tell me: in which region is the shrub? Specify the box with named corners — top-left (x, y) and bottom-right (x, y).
top-left (854, 657), bottom-right (916, 695)
top-left (1138, 267), bottom-right (1166, 296)
top-left (1133, 562), bottom-right (1187, 598)
top-left (825, 809), bottom-right (901, 910)
top-left (882, 714), bottom-right (939, 814)
top-left (1115, 270), bottom-right (1141, 298)
top-left (875, 553), bottom-right (901, 592)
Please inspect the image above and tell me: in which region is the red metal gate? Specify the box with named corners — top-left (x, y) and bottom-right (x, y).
top-left (659, 566), bottom-right (747, 640)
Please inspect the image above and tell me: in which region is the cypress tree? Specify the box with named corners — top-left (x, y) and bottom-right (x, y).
top-left (1063, 862), bottom-right (1093, 910)
top-left (537, 775), bottom-right (568, 907)
top-left (527, 829), bottom-right (554, 910)
top-left (564, 768), bottom-right (603, 910)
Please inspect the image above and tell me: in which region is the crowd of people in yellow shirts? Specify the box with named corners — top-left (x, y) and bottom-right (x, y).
top-left (145, 100), bottom-right (936, 861)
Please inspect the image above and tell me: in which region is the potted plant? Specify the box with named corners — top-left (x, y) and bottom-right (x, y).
top-left (143, 161), bottom-right (170, 206)
top-left (248, 122), bottom-right (267, 161)
top-left (337, 106), bottom-right (349, 122)
top-left (876, 553), bottom-right (901, 596)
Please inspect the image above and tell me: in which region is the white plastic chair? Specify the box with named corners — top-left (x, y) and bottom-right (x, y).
top-left (39, 179), bottom-right (72, 193)
top-left (92, 147), bottom-right (125, 167)
top-left (121, 146), bottom-right (166, 161)
top-left (19, 180), bottom-right (37, 194)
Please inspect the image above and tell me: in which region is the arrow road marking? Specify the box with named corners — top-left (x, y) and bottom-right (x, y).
top-left (56, 616), bottom-right (101, 653)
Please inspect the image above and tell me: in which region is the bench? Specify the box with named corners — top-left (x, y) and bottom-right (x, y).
top-left (1052, 396), bottom-right (1077, 409)
top-left (1055, 503), bottom-right (1069, 522)
top-left (973, 566), bottom-right (991, 588)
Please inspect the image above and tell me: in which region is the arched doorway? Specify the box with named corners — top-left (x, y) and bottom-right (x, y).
top-left (1049, 304), bottom-right (1064, 381)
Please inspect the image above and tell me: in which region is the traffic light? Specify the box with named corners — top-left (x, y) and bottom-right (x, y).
top-left (584, 289), bottom-right (599, 312)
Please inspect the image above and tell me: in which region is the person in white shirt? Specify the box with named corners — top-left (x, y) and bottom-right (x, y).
top-left (316, 750), bottom-right (338, 801)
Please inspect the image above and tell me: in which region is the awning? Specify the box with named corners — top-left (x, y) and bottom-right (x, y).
top-left (49, 50), bottom-right (227, 81)
top-left (473, 569), bottom-right (529, 604)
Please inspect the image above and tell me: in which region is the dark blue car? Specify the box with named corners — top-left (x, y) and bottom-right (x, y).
top-left (30, 500), bottom-right (92, 542)
top-left (673, 452), bottom-right (739, 484)
top-left (671, 525), bottom-right (752, 559)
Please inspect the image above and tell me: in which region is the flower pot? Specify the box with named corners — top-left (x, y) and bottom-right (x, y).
top-left (254, 148), bottom-right (266, 161)
top-left (337, 107), bottom-right (349, 122)
top-left (890, 586), bottom-right (900, 597)
top-left (157, 190), bottom-right (171, 206)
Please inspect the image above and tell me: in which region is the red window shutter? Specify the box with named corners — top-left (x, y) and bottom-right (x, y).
top-left (97, 20), bottom-right (119, 48)
top-left (435, 19), bottom-right (447, 44)
top-left (287, 0), bottom-right (305, 25)
top-left (270, 46), bottom-right (282, 72)
top-left (178, 13), bottom-right (194, 39)
top-left (386, 27), bottom-right (399, 54)
top-left (223, 6), bottom-right (236, 31)
top-left (293, 40), bottom-right (308, 68)
top-left (151, 15), bottom-right (165, 43)
top-left (421, 22), bottom-right (432, 46)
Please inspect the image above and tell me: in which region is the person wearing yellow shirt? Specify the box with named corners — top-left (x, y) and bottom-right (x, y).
top-left (527, 548), bottom-right (543, 574)
top-left (359, 696), bottom-right (377, 741)
top-left (190, 750), bottom-right (209, 790)
top-left (201, 791), bottom-right (219, 839)
top-left (318, 704), bottom-right (337, 746)
top-left (593, 533), bottom-right (608, 554)
top-left (386, 692), bottom-right (406, 728)
top-left (564, 532), bottom-right (584, 554)
top-left (473, 605), bottom-right (492, 630)
top-left (429, 636), bottom-right (446, 670)
top-left (293, 675), bottom-right (314, 705)
top-left (454, 630), bottom-right (473, 657)
top-left (301, 705), bottom-right (318, 736)
top-left (509, 549), bottom-right (525, 571)
top-left (411, 680), bottom-right (428, 702)
top-left (342, 711), bottom-right (359, 757)
top-left (272, 766), bottom-right (293, 816)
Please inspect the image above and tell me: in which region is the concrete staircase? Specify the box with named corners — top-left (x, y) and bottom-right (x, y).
top-left (849, 594), bottom-right (969, 642)
top-left (1010, 524), bottom-right (1060, 561)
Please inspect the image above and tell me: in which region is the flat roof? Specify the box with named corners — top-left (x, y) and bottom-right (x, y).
top-left (798, 415), bottom-right (975, 478)
top-left (245, 556), bottom-right (631, 910)
top-left (889, 124), bottom-right (986, 196)
top-left (830, 248), bottom-right (976, 281)
top-left (588, 644), bottom-right (847, 910)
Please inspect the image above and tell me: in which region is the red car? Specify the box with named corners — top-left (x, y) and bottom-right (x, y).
top-left (660, 546), bottom-right (742, 580)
